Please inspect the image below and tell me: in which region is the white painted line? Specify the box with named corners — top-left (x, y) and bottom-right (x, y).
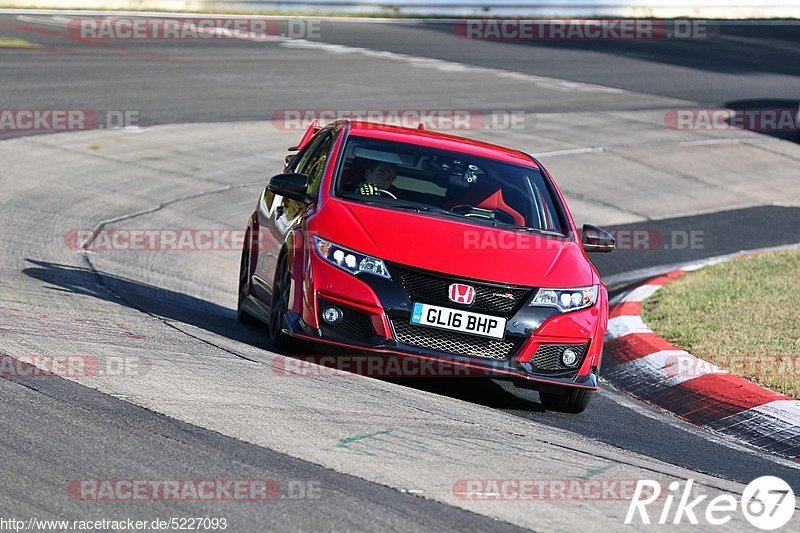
top-left (11, 13), bottom-right (627, 95)
top-left (536, 147), bottom-right (606, 157)
top-left (708, 400), bottom-right (800, 456)
top-left (609, 283), bottom-right (661, 307)
top-left (749, 399), bottom-right (800, 417)
top-left (747, 400), bottom-right (800, 428)
top-left (611, 349), bottom-right (724, 391)
top-left (65, 10), bottom-right (625, 95)
top-left (677, 138), bottom-right (785, 147)
top-left (599, 384), bottom-right (800, 470)
top-left (622, 283), bottom-right (662, 303)
top-left (278, 38), bottom-right (625, 94)
top-left (16, 14), bottom-right (74, 26)
top-left (605, 315), bottom-right (651, 341)
top-left (607, 350), bottom-right (705, 396)
top-left (11, 12), bottom-right (629, 96)
top-left (536, 137), bottom-right (783, 159)
top-left (681, 262), bottom-right (713, 271)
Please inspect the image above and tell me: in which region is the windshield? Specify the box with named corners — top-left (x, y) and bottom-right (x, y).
top-left (333, 136), bottom-right (568, 235)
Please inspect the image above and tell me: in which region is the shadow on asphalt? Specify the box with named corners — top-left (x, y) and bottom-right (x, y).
top-left (21, 258), bottom-right (547, 411)
top-left (724, 98), bottom-right (800, 143)
top-left (22, 258), bottom-right (274, 352)
top-left (23, 205), bottom-right (800, 412)
top-left (22, 205), bottom-right (800, 412)
top-left (381, 376), bottom-right (543, 411)
top-left (16, 261), bottom-right (800, 497)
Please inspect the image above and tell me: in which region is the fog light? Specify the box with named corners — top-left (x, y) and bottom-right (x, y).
top-left (561, 348), bottom-right (579, 367)
top-left (322, 306), bottom-right (343, 324)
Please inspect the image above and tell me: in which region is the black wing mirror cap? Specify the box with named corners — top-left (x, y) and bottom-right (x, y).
top-left (268, 173), bottom-right (311, 204)
top-left (581, 224), bottom-right (615, 253)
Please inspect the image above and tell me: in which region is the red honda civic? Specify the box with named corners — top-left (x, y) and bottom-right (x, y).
top-left (238, 120), bottom-right (615, 413)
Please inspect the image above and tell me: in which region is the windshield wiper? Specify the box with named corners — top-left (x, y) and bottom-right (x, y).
top-left (358, 199), bottom-right (459, 216)
top-left (495, 224), bottom-right (565, 237)
top-left (344, 196), bottom-right (429, 211)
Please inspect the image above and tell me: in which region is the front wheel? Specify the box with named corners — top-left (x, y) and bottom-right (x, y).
top-left (267, 254), bottom-right (312, 354)
top-left (237, 242), bottom-right (260, 326)
top-left (539, 388), bottom-right (594, 414)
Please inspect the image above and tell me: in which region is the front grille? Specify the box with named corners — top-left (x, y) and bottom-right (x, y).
top-left (532, 342), bottom-right (589, 371)
top-left (392, 320), bottom-right (521, 360)
top-left (319, 298), bottom-right (375, 341)
top-left (392, 265), bottom-right (532, 316)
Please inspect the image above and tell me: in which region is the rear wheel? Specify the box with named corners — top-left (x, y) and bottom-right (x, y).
top-left (237, 241), bottom-right (260, 326)
top-left (540, 388), bottom-right (594, 414)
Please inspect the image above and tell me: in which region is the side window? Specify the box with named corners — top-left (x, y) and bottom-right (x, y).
top-left (303, 135), bottom-right (334, 197)
top-left (290, 129), bottom-right (329, 174)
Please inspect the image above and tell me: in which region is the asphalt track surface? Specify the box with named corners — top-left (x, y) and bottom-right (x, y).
top-left (1, 13), bottom-right (800, 531)
top-left (0, 17), bottom-right (799, 137)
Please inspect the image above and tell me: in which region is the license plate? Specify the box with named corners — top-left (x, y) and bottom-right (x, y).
top-left (410, 302), bottom-right (506, 339)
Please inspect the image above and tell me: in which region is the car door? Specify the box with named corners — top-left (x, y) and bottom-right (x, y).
top-left (253, 128), bottom-right (335, 306)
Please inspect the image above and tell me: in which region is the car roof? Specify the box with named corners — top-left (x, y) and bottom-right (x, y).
top-left (341, 120), bottom-right (539, 169)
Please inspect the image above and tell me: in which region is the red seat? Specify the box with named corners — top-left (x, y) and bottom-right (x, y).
top-left (475, 190), bottom-right (525, 226)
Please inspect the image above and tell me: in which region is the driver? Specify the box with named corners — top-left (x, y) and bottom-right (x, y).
top-left (357, 162), bottom-right (398, 197)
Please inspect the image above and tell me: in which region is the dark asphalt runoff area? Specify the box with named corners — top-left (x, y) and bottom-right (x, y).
top-left (1, 13), bottom-right (799, 529)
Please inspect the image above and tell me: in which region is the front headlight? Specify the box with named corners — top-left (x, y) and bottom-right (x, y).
top-left (530, 286), bottom-right (597, 313)
top-left (312, 236), bottom-right (391, 279)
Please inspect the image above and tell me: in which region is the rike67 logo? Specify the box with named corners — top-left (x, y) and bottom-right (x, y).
top-left (626, 476), bottom-right (795, 529)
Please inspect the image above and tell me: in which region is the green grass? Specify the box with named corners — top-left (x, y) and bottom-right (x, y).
top-left (642, 249), bottom-right (800, 398)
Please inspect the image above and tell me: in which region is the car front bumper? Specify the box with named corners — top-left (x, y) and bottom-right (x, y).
top-left (287, 251), bottom-right (606, 391)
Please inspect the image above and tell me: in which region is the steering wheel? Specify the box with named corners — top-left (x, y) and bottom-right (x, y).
top-left (376, 188), bottom-right (398, 199)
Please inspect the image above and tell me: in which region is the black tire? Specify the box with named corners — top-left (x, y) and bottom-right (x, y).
top-left (539, 388), bottom-right (594, 414)
top-left (268, 254), bottom-right (299, 351)
top-left (237, 241), bottom-right (261, 326)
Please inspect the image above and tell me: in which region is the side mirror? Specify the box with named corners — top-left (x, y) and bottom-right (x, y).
top-left (268, 173), bottom-right (311, 204)
top-left (581, 224), bottom-right (615, 253)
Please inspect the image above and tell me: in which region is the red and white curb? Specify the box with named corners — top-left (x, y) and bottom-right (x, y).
top-left (604, 262), bottom-right (800, 459)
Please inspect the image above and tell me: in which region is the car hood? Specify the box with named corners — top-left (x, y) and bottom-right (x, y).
top-left (312, 200), bottom-right (597, 288)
